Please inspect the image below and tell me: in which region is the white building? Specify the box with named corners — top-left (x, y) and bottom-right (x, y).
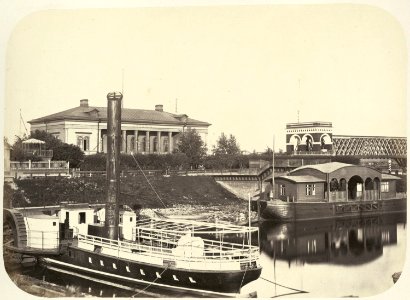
top-left (28, 99), bottom-right (211, 155)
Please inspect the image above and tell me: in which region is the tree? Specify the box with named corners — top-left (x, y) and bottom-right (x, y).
top-left (176, 129), bottom-right (207, 168)
top-left (10, 135), bottom-right (41, 161)
top-left (213, 133), bottom-right (241, 155)
top-left (11, 130), bottom-right (84, 168)
top-left (53, 143), bottom-right (84, 168)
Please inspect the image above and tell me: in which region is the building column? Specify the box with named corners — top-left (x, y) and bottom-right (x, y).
top-left (122, 130), bottom-right (126, 153)
top-left (145, 131), bottom-right (150, 153)
top-left (363, 183), bottom-right (366, 201)
top-left (346, 180), bottom-right (349, 201)
top-left (168, 132), bottom-right (173, 153)
top-left (157, 131), bottom-right (161, 153)
top-left (134, 130), bottom-right (138, 153)
top-left (97, 129), bottom-right (101, 153)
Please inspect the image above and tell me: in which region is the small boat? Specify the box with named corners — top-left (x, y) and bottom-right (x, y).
top-left (4, 92), bottom-right (262, 296)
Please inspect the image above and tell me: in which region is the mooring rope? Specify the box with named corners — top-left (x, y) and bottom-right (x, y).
top-left (260, 276), bottom-right (308, 294)
top-left (239, 267), bottom-right (247, 293)
top-left (130, 152), bottom-right (167, 209)
top-left (131, 265), bottom-right (169, 297)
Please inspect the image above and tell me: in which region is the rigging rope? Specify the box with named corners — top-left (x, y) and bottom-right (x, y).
top-left (130, 152), bottom-right (167, 209)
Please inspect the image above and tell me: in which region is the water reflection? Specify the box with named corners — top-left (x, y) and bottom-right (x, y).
top-left (7, 213), bottom-right (406, 298)
top-left (260, 213), bottom-right (406, 267)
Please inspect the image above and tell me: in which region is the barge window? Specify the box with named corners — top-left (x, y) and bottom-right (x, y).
top-left (88, 257), bottom-right (92, 263)
top-left (113, 263), bottom-right (117, 269)
top-left (126, 266), bottom-right (130, 272)
top-left (280, 185), bottom-right (286, 196)
top-left (156, 272), bottom-right (161, 278)
top-left (381, 182), bottom-right (389, 192)
top-left (100, 260), bottom-right (104, 266)
top-left (306, 184), bottom-right (316, 196)
top-left (173, 275), bottom-right (179, 281)
top-left (140, 269), bottom-right (145, 276)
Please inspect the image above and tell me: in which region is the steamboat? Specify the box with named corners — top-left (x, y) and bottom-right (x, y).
top-left (4, 92), bottom-right (261, 296)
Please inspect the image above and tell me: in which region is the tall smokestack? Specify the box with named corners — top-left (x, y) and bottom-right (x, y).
top-left (105, 91), bottom-right (123, 240)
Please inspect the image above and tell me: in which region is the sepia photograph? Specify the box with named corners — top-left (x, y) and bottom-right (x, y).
top-left (1, 0), bottom-right (409, 298)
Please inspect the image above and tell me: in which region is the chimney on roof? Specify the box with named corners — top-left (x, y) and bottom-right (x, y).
top-left (80, 99), bottom-right (89, 107)
top-left (155, 104), bottom-right (163, 112)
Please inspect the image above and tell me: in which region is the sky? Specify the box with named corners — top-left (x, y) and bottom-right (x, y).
top-left (2, 2), bottom-right (408, 152)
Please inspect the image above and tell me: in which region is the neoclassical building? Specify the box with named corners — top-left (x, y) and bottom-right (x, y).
top-left (28, 99), bottom-right (211, 155)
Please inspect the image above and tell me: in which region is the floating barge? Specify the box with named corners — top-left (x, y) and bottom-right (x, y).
top-left (259, 162), bottom-right (406, 222)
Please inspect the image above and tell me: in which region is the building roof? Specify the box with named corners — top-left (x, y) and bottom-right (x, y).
top-left (290, 162), bottom-right (353, 174)
top-left (22, 138), bottom-right (45, 144)
top-left (28, 102), bottom-right (211, 127)
top-left (381, 173), bottom-right (401, 180)
top-left (276, 175), bottom-right (326, 183)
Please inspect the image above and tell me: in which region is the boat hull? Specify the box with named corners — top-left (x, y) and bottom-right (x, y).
top-left (41, 246), bottom-right (261, 294)
top-left (261, 197), bottom-right (407, 222)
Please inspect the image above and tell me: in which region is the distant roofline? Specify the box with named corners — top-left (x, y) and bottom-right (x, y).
top-left (28, 105), bottom-right (211, 127)
top-left (286, 121), bottom-right (332, 129)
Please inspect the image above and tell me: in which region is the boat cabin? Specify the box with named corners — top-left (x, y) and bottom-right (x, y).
top-left (25, 214), bottom-right (60, 249)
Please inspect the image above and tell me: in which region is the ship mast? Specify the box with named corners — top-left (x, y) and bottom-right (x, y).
top-left (105, 91), bottom-right (123, 240)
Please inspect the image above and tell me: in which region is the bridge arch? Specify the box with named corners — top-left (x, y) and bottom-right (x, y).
top-left (301, 134), bottom-right (314, 151)
top-left (289, 135), bottom-right (301, 152)
top-left (319, 133), bottom-right (332, 149)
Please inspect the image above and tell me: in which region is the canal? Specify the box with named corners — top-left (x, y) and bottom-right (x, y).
top-left (6, 213), bottom-right (407, 298)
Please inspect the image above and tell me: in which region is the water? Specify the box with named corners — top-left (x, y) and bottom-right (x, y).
top-left (242, 213), bottom-right (407, 298)
top-left (7, 213), bottom-right (407, 298)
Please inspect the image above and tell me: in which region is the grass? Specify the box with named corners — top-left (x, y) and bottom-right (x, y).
top-left (8, 175), bottom-right (242, 209)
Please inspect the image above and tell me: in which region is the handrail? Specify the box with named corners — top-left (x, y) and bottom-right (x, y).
top-left (77, 234), bottom-right (259, 264)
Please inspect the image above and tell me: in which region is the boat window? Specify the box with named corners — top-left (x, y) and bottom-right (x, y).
top-left (88, 257), bottom-right (92, 263)
top-left (100, 260), bottom-right (104, 266)
top-left (156, 272), bottom-right (161, 278)
top-left (189, 277), bottom-right (196, 283)
top-left (126, 266), bottom-right (130, 272)
top-left (173, 275), bottom-right (179, 281)
top-left (113, 263), bottom-right (117, 269)
top-left (140, 269), bottom-right (145, 276)
top-left (79, 212), bottom-right (86, 224)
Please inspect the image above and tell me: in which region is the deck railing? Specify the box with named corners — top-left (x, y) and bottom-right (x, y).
top-left (77, 233), bottom-right (259, 265)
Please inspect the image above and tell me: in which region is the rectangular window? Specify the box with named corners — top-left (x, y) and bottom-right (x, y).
top-left (79, 212), bottom-right (86, 224)
top-left (280, 185), bottom-right (286, 196)
top-left (306, 184), bottom-right (316, 196)
top-left (381, 182), bottom-right (389, 193)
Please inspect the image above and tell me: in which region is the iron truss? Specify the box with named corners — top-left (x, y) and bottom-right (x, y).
top-left (333, 136), bottom-right (407, 158)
